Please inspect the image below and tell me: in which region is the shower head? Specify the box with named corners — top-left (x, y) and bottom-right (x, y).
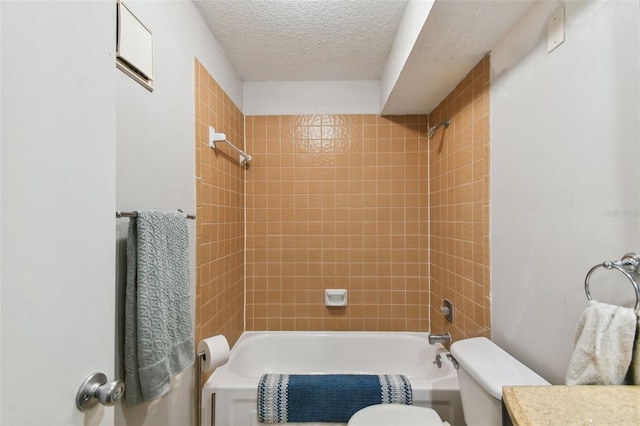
top-left (426, 119), bottom-right (450, 139)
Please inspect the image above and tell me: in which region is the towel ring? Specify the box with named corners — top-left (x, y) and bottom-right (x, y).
top-left (584, 253), bottom-right (640, 313)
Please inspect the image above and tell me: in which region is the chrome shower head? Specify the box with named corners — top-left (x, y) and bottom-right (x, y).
top-left (426, 119), bottom-right (450, 139)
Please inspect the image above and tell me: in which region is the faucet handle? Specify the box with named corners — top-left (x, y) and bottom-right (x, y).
top-left (441, 299), bottom-right (454, 323)
top-left (433, 354), bottom-right (443, 368)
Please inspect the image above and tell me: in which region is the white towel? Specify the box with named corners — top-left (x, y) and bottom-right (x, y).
top-left (630, 317), bottom-right (640, 385)
top-left (566, 301), bottom-right (637, 385)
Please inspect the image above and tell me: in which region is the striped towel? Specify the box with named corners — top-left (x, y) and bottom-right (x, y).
top-left (257, 374), bottom-right (412, 423)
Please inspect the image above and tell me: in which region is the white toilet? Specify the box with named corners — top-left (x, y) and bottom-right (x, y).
top-left (348, 337), bottom-right (550, 426)
top-left (348, 404), bottom-right (452, 426)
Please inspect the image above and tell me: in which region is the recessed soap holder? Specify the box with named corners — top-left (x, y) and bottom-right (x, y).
top-left (325, 289), bottom-right (347, 307)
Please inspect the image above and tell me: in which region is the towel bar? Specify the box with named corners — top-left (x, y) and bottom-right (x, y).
top-left (209, 126), bottom-right (251, 167)
top-left (116, 210), bottom-right (196, 220)
top-left (584, 253), bottom-right (640, 313)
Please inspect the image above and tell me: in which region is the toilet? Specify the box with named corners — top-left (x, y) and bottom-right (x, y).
top-left (348, 337), bottom-right (550, 426)
top-left (348, 404), bottom-right (451, 426)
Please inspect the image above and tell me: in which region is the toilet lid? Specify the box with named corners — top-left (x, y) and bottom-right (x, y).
top-left (348, 404), bottom-right (443, 426)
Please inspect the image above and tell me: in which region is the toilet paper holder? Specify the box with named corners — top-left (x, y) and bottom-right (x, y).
top-left (196, 335), bottom-right (230, 426)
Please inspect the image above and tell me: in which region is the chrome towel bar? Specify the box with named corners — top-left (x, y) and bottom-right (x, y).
top-left (116, 210), bottom-right (196, 220)
top-left (584, 253), bottom-right (640, 313)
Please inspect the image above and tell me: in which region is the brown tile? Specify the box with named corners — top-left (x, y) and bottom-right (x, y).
top-left (205, 56), bottom-right (490, 337)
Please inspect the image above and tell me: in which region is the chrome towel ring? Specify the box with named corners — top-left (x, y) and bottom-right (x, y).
top-left (584, 253), bottom-right (640, 313)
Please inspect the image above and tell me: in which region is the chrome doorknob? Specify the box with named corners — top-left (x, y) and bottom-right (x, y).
top-left (76, 372), bottom-right (125, 410)
top-left (96, 378), bottom-right (125, 406)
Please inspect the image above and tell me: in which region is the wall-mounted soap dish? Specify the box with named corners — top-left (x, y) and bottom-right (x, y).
top-left (325, 289), bottom-right (347, 307)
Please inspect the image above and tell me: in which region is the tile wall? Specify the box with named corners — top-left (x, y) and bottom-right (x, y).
top-left (245, 115), bottom-right (430, 331)
top-left (194, 59), bottom-right (245, 353)
top-left (195, 56), bottom-right (491, 342)
top-left (428, 56), bottom-right (491, 340)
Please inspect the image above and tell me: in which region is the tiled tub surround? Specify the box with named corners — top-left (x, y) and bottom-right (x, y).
top-left (244, 57), bottom-right (490, 336)
top-left (194, 59), bottom-right (245, 350)
top-left (196, 56), bottom-right (491, 342)
top-left (245, 114), bottom-right (431, 332)
top-left (428, 56), bottom-right (491, 340)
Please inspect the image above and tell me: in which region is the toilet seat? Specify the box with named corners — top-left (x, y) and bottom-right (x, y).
top-left (348, 404), bottom-right (449, 426)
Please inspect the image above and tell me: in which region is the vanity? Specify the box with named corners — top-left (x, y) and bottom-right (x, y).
top-left (502, 385), bottom-right (640, 425)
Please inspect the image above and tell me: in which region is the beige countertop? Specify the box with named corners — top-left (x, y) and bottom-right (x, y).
top-left (502, 385), bottom-right (640, 426)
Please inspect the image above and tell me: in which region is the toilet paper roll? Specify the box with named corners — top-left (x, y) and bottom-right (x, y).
top-left (197, 335), bottom-right (230, 372)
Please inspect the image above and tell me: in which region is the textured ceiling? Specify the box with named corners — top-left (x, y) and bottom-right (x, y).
top-left (193, 0), bottom-right (537, 114)
top-left (193, 0), bottom-right (409, 81)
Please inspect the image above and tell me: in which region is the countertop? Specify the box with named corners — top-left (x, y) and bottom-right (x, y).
top-left (502, 385), bottom-right (640, 426)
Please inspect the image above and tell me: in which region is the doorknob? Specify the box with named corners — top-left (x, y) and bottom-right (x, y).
top-left (76, 372), bottom-right (125, 410)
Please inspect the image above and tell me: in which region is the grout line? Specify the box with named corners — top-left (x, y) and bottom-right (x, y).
top-left (426, 115), bottom-right (432, 335)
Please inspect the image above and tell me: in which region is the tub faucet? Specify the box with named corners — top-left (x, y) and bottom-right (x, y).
top-left (428, 332), bottom-right (451, 345)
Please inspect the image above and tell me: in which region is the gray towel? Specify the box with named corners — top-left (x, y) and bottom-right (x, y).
top-left (565, 300), bottom-right (636, 385)
top-left (124, 210), bottom-right (194, 405)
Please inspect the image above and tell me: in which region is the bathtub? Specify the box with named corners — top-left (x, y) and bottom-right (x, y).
top-left (201, 331), bottom-right (463, 426)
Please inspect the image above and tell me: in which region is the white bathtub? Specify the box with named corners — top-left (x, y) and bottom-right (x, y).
top-left (202, 331), bottom-right (463, 426)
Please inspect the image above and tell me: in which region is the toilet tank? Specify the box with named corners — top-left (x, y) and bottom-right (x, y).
top-left (450, 337), bottom-right (550, 426)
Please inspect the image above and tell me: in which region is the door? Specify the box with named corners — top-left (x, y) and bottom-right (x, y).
top-left (1, 1), bottom-right (117, 425)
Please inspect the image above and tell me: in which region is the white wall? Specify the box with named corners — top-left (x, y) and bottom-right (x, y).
top-left (114, 1), bottom-right (242, 425)
top-left (491, 0), bottom-right (640, 384)
top-left (244, 80), bottom-right (381, 115)
top-left (380, 0), bottom-right (434, 112)
top-left (0, 2), bottom-right (3, 418)
top-left (1, 1), bottom-right (116, 424)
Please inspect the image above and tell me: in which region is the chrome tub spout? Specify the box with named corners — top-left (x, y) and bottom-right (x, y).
top-left (428, 332), bottom-right (451, 345)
